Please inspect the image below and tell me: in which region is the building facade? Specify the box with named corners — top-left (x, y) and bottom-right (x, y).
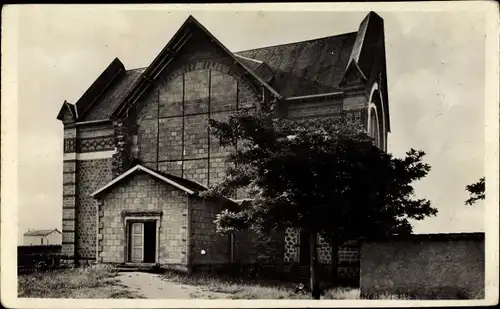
top-left (23, 229), bottom-right (62, 246)
top-left (57, 12), bottom-right (390, 280)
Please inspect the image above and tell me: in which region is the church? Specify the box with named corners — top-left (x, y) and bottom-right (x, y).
top-left (57, 11), bottom-right (390, 282)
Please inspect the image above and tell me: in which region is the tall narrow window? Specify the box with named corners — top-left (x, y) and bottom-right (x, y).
top-left (369, 107), bottom-right (381, 148)
top-left (229, 233), bottom-right (235, 263)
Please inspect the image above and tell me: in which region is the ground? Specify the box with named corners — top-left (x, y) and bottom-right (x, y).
top-left (17, 265), bottom-right (369, 299)
top-left (116, 272), bottom-right (230, 299)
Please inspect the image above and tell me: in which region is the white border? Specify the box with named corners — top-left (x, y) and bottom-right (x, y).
top-left (2, 2), bottom-right (499, 308)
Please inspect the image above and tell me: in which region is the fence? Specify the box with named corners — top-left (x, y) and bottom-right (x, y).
top-left (18, 245), bottom-right (62, 273)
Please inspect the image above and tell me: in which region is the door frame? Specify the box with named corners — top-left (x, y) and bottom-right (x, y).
top-left (124, 216), bottom-right (161, 264)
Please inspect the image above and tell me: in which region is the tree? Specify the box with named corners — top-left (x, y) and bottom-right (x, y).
top-left (203, 106), bottom-right (437, 299)
top-left (465, 177), bottom-right (485, 205)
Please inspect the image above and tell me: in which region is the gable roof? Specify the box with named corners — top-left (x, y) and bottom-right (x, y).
top-left (73, 58), bottom-right (126, 121)
top-left (24, 229), bottom-right (61, 237)
top-left (56, 100), bottom-right (77, 122)
top-left (82, 67), bottom-right (146, 121)
top-left (110, 16), bottom-right (283, 119)
top-left (91, 164), bottom-right (207, 197)
top-left (235, 32), bottom-right (358, 98)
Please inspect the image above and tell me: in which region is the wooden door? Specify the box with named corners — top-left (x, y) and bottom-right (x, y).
top-left (130, 223), bottom-right (144, 263)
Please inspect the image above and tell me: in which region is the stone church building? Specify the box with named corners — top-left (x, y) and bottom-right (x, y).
top-left (57, 12), bottom-right (390, 281)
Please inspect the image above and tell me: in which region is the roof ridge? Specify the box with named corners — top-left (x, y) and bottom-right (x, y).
top-left (234, 31), bottom-right (358, 54)
top-left (234, 54), bottom-right (263, 64)
top-left (24, 228), bottom-right (60, 236)
top-left (126, 67), bottom-right (147, 72)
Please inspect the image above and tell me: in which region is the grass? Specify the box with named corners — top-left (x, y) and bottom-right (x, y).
top-left (162, 271), bottom-right (475, 300)
top-left (162, 270), bottom-right (364, 299)
top-left (18, 264), bottom-right (142, 299)
top-left (165, 271), bottom-right (485, 300)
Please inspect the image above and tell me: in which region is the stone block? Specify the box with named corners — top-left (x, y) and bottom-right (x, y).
top-left (62, 243), bottom-right (75, 257)
top-left (184, 70), bottom-right (209, 115)
top-left (63, 208), bottom-right (76, 220)
top-left (62, 231), bottom-right (75, 243)
top-left (183, 114), bottom-right (209, 160)
top-left (158, 117), bottom-right (183, 161)
top-left (210, 71), bottom-right (237, 112)
top-left (159, 74), bottom-right (184, 118)
top-left (63, 173), bottom-right (76, 184)
top-left (62, 219), bottom-right (75, 231)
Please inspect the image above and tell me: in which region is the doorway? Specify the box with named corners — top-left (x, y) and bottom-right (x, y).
top-left (299, 230), bottom-right (310, 265)
top-left (128, 221), bottom-right (157, 263)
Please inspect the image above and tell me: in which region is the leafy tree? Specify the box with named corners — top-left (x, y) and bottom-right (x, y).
top-left (204, 106), bottom-right (437, 299)
top-left (465, 177), bottom-right (485, 205)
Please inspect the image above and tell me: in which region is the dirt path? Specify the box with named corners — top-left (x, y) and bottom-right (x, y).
top-left (115, 272), bottom-right (230, 299)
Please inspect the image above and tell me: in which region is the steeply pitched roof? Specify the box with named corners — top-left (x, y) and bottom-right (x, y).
top-left (56, 100), bottom-right (77, 122)
top-left (91, 164), bottom-right (207, 197)
top-left (57, 12), bottom-right (388, 122)
top-left (234, 32), bottom-right (358, 98)
top-left (74, 58), bottom-right (126, 121)
top-left (110, 16), bottom-right (283, 119)
top-left (82, 67), bottom-right (146, 121)
top-left (24, 229), bottom-right (61, 237)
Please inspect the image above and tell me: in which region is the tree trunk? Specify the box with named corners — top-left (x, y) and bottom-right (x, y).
top-left (309, 232), bottom-right (320, 299)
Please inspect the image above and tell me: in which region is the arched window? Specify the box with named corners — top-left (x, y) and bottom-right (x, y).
top-left (368, 105), bottom-right (381, 148)
top-left (368, 83), bottom-right (387, 152)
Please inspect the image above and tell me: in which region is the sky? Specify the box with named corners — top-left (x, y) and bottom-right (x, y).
top-left (12, 5), bottom-right (487, 243)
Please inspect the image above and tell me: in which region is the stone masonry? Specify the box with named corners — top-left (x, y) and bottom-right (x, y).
top-left (97, 172), bottom-right (189, 266)
top-left (189, 197), bottom-right (231, 265)
top-left (58, 13), bottom-right (389, 281)
top-left (61, 123), bottom-right (115, 262)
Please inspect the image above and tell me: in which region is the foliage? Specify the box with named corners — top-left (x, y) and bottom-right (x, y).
top-left (465, 177), bottom-right (485, 205)
top-left (204, 107), bottom-right (437, 245)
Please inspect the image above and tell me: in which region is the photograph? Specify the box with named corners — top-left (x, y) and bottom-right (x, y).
top-left (1, 2), bottom-right (498, 308)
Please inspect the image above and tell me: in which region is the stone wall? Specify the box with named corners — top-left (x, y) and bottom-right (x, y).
top-left (189, 197), bottom-right (231, 265)
top-left (76, 158), bottom-right (113, 260)
top-left (360, 233), bottom-right (485, 299)
top-left (131, 29), bottom-right (260, 200)
top-left (97, 172), bottom-right (189, 266)
top-left (61, 123), bottom-right (115, 262)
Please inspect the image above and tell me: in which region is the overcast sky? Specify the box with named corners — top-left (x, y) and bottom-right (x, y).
top-left (12, 5), bottom-right (487, 243)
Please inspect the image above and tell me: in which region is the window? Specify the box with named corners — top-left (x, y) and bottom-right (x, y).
top-left (41, 238), bottom-right (43, 245)
top-left (229, 233), bottom-right (235, 263)
top-left (369, 106), bottom-right (381, 148)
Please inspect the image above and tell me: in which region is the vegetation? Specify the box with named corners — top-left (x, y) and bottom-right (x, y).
top-left (18, 264), bottom-right (141, 299)
top-left (465, 177), bottom-right (485, 205)
top-left (162, 270), bottom-right (472, 299)
top-left (205, 106), bottom-right (437, 298)
top-left (163, 270), bottom-right (358, 299)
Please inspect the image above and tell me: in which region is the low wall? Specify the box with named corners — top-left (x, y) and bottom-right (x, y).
top-left (18, 245), bottom-right (62, 272)
top-left (360, 233), bottom-right (485, 299)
